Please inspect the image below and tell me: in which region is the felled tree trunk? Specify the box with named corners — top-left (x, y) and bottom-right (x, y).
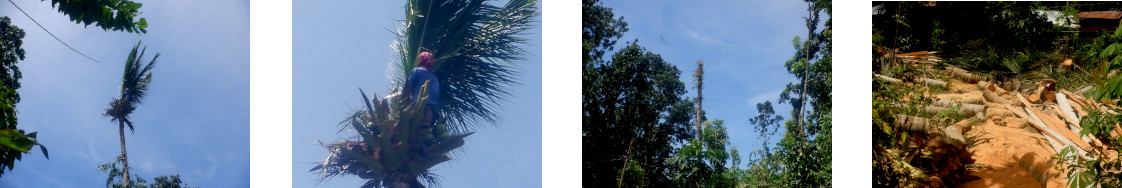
top-left (917, 78), bottom-right (947, 89)
top-left (946, 66), bottom-right (985, 83)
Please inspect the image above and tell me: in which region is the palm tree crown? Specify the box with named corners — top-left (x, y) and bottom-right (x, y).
top-left (105, 41), bottom-right (158, 132)
top-left (391, 0), bottom-right (538, 133)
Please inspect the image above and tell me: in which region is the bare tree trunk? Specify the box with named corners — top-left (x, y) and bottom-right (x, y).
top-left (119, 119), bottom-right (130, 186)
top-left (695, 61), bottom-right (704, 139)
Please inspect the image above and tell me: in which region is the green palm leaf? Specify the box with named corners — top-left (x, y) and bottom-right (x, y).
top-left (104, 41), bottom-right (158, 132)
top-left (391, 0), bottom-right (538, 132)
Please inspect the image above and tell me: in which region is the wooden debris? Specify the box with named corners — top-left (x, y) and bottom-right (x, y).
top-left (1018, 153), bottom-right (1055, 188)
top-left (1055, 92), bottom-right (1081, 123)
top-left (985, 108), bottom-right (1013, 118)
top-left (982, 89), bottom-right (1010, 104)
top-left (894, 115), bottom-right (933, 133)
top-left (932, 99), bottom-right (985, 113)
top-left (917, 77), bottom-right (947, 89)
top-left (953, 119), bottom-right (972, 133)
top-left (946, 66), bottom-right (985, 83)
top-left (1017, 93), bottom-right (1093, 152)
top-left (875, 74), bottom-right (903, 84)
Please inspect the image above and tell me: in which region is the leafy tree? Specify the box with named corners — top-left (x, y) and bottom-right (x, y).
top-left (582, 0), bottom-right (627, 68)
top-left (668, 120), bottom-right (736, 188)
top-left (103, 41), bottom-right (159, 186)
top-left (0, 16), bottom-right (47, 177)
top-left (44, 0), bottom-right (149, 34)
top-left (312, 0), bottom-right (538, 187)
top-left (747, 0), bottom-right (832, 186)
top-left (98, 156), bottom-right (197, 188)
top-left (582, 41), bottom-right (696, 187)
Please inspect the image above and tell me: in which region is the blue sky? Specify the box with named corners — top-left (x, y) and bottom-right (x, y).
top-left (291, 0), bottom-right (542, 187)
top-left (0, 0), bottom-right (249, 187)
top-left (600, 0), bottom-right (821, 169)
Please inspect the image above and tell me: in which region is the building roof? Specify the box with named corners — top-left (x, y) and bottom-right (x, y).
top-left (1079, 11), bottom-right (1122, 19)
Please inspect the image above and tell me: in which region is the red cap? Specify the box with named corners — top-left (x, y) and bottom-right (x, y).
top-left (418, 51), bottom-right (435, 70)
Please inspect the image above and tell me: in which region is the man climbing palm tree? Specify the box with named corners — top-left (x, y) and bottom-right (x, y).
top-left (403, 51), bottom-right (440, 127)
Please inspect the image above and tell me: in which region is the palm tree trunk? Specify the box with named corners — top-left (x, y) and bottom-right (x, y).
top-left (118, 119), bottom-right (130, 186)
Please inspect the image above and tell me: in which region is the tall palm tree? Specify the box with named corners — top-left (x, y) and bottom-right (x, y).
top-left (313, 0), bottom-right (538, 187)
top-left (103, 41), bottom-right (158, 186)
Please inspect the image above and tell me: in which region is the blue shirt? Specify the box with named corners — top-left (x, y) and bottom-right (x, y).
top-left (407, 67), bottom-right (440, 111)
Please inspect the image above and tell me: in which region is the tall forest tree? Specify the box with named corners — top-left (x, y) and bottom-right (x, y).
top-left (103, 41), bottom-right (158, 186)
top-left (582, 0), bottom-right (698, 186)
top-left (0, 16), bottom-right (47, 178)
top-left (747, 0), bottom-right (832, 187)
top-left (311, 0), bottom-right (539, 187)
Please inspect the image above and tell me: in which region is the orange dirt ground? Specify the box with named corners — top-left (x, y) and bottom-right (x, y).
top-left (960, 120), bottom-right (1066, 188)
top-left (942, 79), bottom-right (1065, 187)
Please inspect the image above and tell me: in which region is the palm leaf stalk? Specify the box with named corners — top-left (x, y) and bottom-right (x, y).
top-left (102, 41), bottom-right (158, 187)
top-left (391, 0), bottom-right (538, 133)
top-left (312, 85), bottom-right (474, 188)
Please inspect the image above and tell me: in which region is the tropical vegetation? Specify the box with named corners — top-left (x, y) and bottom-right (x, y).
top-left (582, 0), bottom-right (832, 187)
top-left (310, 0), bottom-right (539, 187)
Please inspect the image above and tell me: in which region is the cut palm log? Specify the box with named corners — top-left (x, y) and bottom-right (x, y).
top-left (1019, 153), bottom-right (1055, 188)
top-left (874, 74), bottom-right (902, 84)
top-left (983, 89), bottom-right (1011, 104)
top-left (985, 108), bottom-right (1013, 118)
top-left (1056, 93), bottom-right (1080, 123)
top-left (935, 95), bottom-right (984, 104)
top-left (922, 106), bottom-right (976, 117)
top-left (932, 99), bottom-right (985, 114)
top-left (917, 77), bottom-right (947, 89)
top-left (946, 66), bottom-right (985, 83)
top-left (1043, 91), bottom-right (1056, 102)
top-left (952, 119), bottom-right (972, 133)
top-left (894, 115), bottom-right (933, 133)
top-left (1059, 90), bottom-right (1091, 116)
top-left (1049, 105), bottom-right (1080, 129)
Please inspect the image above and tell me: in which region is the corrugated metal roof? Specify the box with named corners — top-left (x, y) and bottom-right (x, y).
top-left (1079, 11), bottom-right (1122, 19)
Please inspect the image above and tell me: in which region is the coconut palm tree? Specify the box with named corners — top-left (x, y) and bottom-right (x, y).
top-left (312, 0), bottom-right (537, 187)
top-left (103, 41), bottom-right (158, 186)
top-left (390, 0), bottom-right (538, 133)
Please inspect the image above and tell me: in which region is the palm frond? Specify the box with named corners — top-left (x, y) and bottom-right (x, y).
top-left (105, 41), bottom-right (158, 124)
top-left (314, 85), bottom-right (473, 187)
top-left (391, 0), bottom-right (538, 132)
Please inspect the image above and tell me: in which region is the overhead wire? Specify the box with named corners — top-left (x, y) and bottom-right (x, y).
top-left (6, 0), bottom-right (99, 62)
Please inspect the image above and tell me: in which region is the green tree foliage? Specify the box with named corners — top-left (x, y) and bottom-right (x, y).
top-left (103, 41), bottom-right (159, 186)
top-left (745, 0), bottom-right (832, 187)
top-left (582, 0), bottom-right (627, 67)
top-left (668, 120), bottom-right (737, 188)
top-left (98, 156), bottom-right (197, 188)
top-left (44, 0), bottom-right (149, 34)
top-left (872, 1), bottom-right (1058, 54)
top-left (0, 16), bottom-right (47, 178)
top-left (581, 5), bottom-right (697, 187)
top-left (390, 0), bottom-right (538, 133)
top-left (583, 41), bottom-right (696, 187)
top-left (1056, 107), bottom-right (1122, 188)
